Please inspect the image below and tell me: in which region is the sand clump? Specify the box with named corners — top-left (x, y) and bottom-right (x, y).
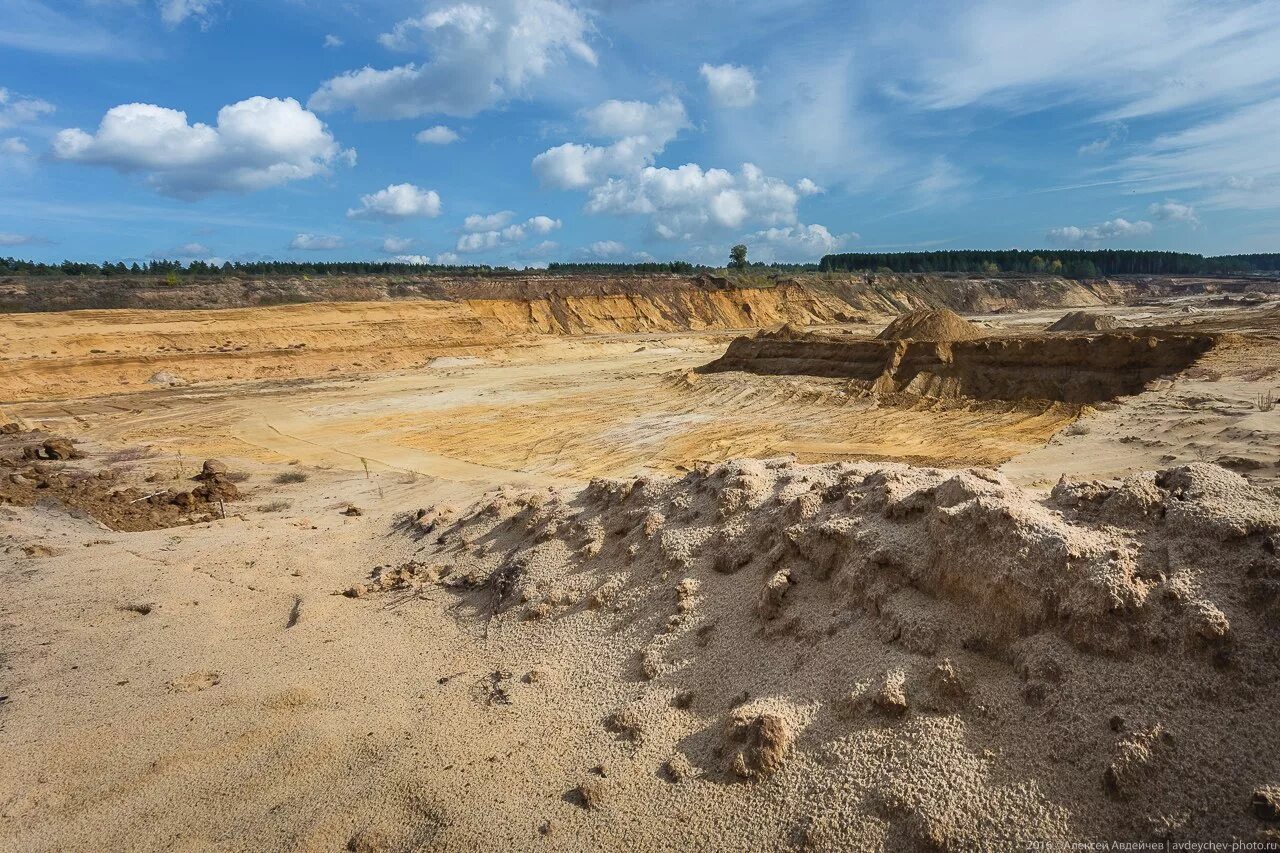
top-left (1048, 311), bottom-right (1121, 332)
top-left (0, 430), bottom-right (244, 530)
top-left (877, 308), bottom-right (984, 342)
top-left (379, 456), bottom-right (1280, 846)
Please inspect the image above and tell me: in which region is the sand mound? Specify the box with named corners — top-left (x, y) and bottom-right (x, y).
top-left (382, 458), bottom-right (1280, 846)
top-left (1048, 311), bottom-right (1120, 332)
top-left (877, 309), bottom-right (984, 342)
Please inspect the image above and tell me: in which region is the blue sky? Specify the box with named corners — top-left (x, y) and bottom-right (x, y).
top-left (1, 0), bottom-right (1278, 267)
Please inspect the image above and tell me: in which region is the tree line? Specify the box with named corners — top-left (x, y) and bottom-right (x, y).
top-left (0, 257), bottom-right (823, 278)
top-left (819, 250), bottom-right (1280, 278)
top-left (0, 258), bottom-right (510, 277)
top-left (4, 252), bottom-right (1277, 280)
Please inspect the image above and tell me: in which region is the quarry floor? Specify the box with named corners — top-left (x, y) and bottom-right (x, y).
top-left (3, 296), bottom-right (1280, 851)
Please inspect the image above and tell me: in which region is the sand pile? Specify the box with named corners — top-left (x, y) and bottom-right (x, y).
top-left (877, 309), bottom-right (984, 342)
top-left (1048, 311), bottom-right (1121, 332)
top-left (382, 457), bottom-right (1280, 847)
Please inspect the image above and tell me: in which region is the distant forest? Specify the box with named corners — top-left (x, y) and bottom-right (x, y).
top-left (2, 251), bottom-right (1277, 280)
top-left (819, 250), bottom-right (1280, 277)
top-left (0, 258), bottom-right (815, 277)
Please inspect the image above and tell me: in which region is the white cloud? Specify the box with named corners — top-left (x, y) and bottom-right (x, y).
top-left (585, 239), bottom-right (626, 257)
top-left (0, 232), bottom-right (45, 246)
top-left (747, 223), bottom-right (854, 260)
top-left (0, 87), bottom-right (55, 130)
top-left (1123, 97), bottom-right (1280, 210)
top-left (456, 230), bottom-right (507, 252)
top-left (310, 0), bottom-right (596, 119)
top-left (1147, 200), bottom-right (1199, 225)
top-left (581, 97), bottom-right (688, 140)
top-left (290, 233), bottom-right (345, 250)
top-left (52, 97), bottom-right (353, 198)
top-left (323, 34), bottom-right (343, 48)
top-left (455, 214), bottom-right (561, 252)
top-left (463, 210), bottom-right (514, 232)
top-left (416, 125), bottom-right (460, 145)
top-left (526, 215), bottom-right (561, 234)
top-left (1046, 218), bottom-right (1154, 245)
top-left (795, 178), bottom-right (824, 196)
top-left (524, 239), bottom-right (559, 257)
top-left (1078, 123), bottom-right (1127, 156)
top-left (534, 95), bottom-right (822, 241)
top-left (435, 251), bottom-right (461, 265)
top-left (347, 183), bottom-right (442, 220)
top-left (898, 0), bottom-right (1280, 122)
top-left (585, 162), bottom-right (802, 240)
top-left (699, 63), bottom-right (757, 108)
top-left (149, 242), bottom-right (211, 259)
top-left (1, 136), bottom-right (29, 157)
top-left (392, 254), bottom-right (432, 264)
top-left (382, 236), bottom-right (416, 253)
top-left (532, 96), bottom-right (688, 190)
top-left (158, 0), bottom-right (218, 28)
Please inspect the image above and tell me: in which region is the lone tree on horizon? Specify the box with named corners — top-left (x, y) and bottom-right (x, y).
top-left (730, 244), bottom-right (748, 270)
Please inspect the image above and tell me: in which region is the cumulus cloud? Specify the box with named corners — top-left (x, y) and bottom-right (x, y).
top-left (347, 183), bottom-right (442, 220)
top-left (532, 96), bottom-right (688, 190)
top-left (1, 137), bottom-right (29, 157)
top-left (795, 178), bottom-right (824, 196)
top-left (52, 97), bottom-right (353, 198)
top-left (463, 210), bottom-right (515, 232)
top-left (382, 236), bottom-right (416, 253)
top-left (699, 63), bottom-right (757, 108)
top-left (585, 239), bottom-right (626, 257)
top-left (159, 0), bottom-right (218, 28)
top-left (310, 0), bottom-right (596, 119)
top-left (149, 242), bottom-right (211, 259)
top-left (526, 215), bottom-right (560, 234)
top-left (1046, 218), bottom-right (1153, 244)
top-left (290, 233), bottom-right (345, 250)
top-left (0, 87), bottom-right (55, 130)
top-left (416, 125), bottom-right (460, 144)
top-left (1147, 200), bottom-right (1199, 225)
top-left (455, 214), bottom-right (561, 252)
top-left (747, 223), bottom-right (854, 260)
top-left (323, 34), bottom-right (344, 48)
top-left (392, 254), bottom-right (432, 264)
top-left (534, 95), bottom-right (812, 240)
top-left (585, 162), bottom-right (802, 240)
top-left (435, 251), bottom-right (461, 265)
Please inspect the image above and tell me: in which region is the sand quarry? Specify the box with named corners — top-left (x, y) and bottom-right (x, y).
top-left (3, 273), bottom-right (1280, 851)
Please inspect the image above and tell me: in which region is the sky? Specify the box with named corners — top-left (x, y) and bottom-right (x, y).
top-left (1, 0), bottom-right (1279, 267)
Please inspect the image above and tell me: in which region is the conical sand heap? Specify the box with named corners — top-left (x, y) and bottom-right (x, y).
top-left (1047, 311), bottom-right (1121, 332)
top-left (878, 309), bottom-right (984, 342)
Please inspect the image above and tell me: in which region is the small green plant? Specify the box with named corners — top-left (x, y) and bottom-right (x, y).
top-left (273, 470), bottom-right (309, 484)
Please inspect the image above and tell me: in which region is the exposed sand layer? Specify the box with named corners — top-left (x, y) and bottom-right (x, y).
top-left (0, 273), bottom-right (1162, 403)
top-left (2, 343), bottom-right (1079, 490)
top-left (706, 326), bottom-right (1219, 404)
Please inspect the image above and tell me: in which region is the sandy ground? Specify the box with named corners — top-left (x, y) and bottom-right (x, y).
top-left (3, 296), bottom-right (1280, 851)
